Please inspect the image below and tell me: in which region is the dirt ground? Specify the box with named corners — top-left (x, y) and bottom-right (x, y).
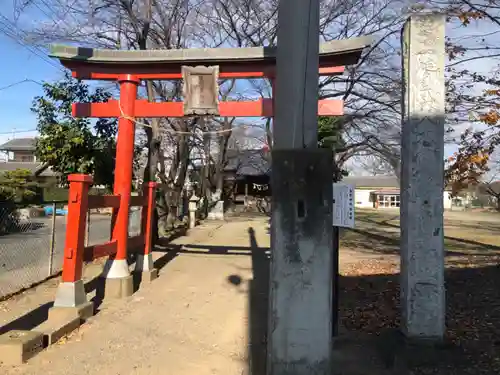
top-left (340, 209), bottom-right (500, 374)
top-left (346, 209), bottom-right (500, 268)
top-left (1, 210), bottom-right (500, 374)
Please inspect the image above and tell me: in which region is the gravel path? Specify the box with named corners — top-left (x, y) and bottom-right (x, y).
top-left (2, 218), bottom-right (270, 375)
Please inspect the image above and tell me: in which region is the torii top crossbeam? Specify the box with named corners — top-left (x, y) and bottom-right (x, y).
top-left (50, 36), bottom-right (371, 80)
top-left (49, 36), bottom-right (371, 118)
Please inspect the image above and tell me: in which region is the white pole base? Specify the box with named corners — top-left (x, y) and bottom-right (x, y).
top-left (102, 258), bottom-right (130, 279)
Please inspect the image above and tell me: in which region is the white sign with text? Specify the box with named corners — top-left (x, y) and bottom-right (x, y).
top-left (332, 183), bottom-right (355, 228)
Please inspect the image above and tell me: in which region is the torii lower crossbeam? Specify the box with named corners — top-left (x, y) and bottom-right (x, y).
top-left (73, 98), bottom-right (344, 118)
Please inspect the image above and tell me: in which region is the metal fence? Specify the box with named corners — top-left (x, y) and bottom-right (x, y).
top-left (0, 203), bottom-right (142, 299)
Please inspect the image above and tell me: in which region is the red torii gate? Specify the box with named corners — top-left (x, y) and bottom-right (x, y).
top-left (47, 37), bottom-right (370, 317)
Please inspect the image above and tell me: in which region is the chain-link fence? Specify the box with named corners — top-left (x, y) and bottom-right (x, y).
top-left (0, 203), bottom-right (142, 299)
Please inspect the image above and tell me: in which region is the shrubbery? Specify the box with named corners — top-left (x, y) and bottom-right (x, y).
top-left (0, 169), bottom-right (38, 235)
top-left (41, 186), bottom-right (112, 203)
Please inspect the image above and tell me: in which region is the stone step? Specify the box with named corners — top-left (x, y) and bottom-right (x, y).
top-left (0, 330), bottom-right (44, 365)
top-left (34, 312), bottom-right (81, 346)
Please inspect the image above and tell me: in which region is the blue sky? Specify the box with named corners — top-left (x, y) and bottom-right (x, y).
top-left (0, 2), bottom-right (65, 145)
top-left (0, 33), bottom-right (63, 138)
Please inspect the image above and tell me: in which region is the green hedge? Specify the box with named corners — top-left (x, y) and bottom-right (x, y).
top-left (41, 187), bottom-right (112, 203)
top-left (41, 187), bottom-right (69, 202)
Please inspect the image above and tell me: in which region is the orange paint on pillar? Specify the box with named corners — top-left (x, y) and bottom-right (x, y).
top-left (111, 75), bottom-right (140, 262)
top-left (61, 174), bottom-right (93, 283)
top-left (141, 182), bottom-right (157, 256)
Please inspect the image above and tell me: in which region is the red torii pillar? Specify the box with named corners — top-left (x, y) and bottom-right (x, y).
top-left (100, 74), bottom-right (140, 296)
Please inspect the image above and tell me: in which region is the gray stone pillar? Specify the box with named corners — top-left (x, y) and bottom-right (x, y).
top-left (188, 194), bottom-right (199, 229)
top-left (269, 149), bottom-right (333, 375)
top-left (400, 12), bottom-right (446, 341)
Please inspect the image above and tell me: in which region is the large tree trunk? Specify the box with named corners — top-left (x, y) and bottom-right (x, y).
top-left (142, 82), bottom-right (166, 240)
top-left (200, 127), bottom-right (211, 215)
top-left (213, 117), bottom-right (232, 200)
top-left (163, 119), bottom-right (190, 229)
top-left (137, 3), bottom-right (167, 240)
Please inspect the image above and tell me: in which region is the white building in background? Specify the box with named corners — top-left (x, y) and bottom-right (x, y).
top-left (342, 176), bottom-right (453, 210)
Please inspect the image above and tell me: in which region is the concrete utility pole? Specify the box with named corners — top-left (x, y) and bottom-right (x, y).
top-left (400, 13), bottom-right (446, 341)
top-left (268, 0), bottom-right (334, 374)
top-left (273, 0), bottom-right (319, 149)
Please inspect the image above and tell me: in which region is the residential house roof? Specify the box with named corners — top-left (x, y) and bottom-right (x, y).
top-left (0, 138), bottom-right (36, 151)
top-left (343, 175), bottom-right (452, 192)
top-left (342, 175), bottom-right (399, 189)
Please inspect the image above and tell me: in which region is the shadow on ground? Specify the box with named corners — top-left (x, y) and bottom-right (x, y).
top-left (339, 262), bottom-right (500, 374)
top-left (153, 226), bottom-right (271, 375)
top-left (0, 227), bottom-right (188, 335)
top-left (0, 271), bottom-right (112, 335)
top-left (0, 301), bottom-right (53, 335)
top-left (344, 215), bottom-right (500, 259)
top-left (223, 227), bottom-right (270, 375)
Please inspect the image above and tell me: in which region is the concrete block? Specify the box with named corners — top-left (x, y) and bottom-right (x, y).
top-left (48, 301), bottom-right (94, 322)
top-left (53, 280), bottom-right (87, 308)
top-left (139, 269), bottom-right (158, 283)
top-left (104, 275), bottom-right (134, 299)
top-left (34, 314), bottom-right (81, 346)
top-left (0, 330), bottom-right (44, 365)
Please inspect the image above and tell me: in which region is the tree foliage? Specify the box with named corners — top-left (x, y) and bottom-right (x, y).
top-left (0, 169), bottom-right (38, 203)
top-left (318, 116), bottom-right (349, 180)
top-left (318, 116), bottom-right (346, 151)
top-left (31, 74), bottom-right (117, 187)
top-left (438, 1), bottom-right (500, 194)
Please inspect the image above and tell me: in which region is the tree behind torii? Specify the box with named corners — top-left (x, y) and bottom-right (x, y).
top-left (31, 74), bottom-right (117, 188)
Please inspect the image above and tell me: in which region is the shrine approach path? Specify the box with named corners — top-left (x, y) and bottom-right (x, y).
top-left (3, 217), bottom-right (269, 375)
top-left (2, 215), bottom-right (387, 375)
